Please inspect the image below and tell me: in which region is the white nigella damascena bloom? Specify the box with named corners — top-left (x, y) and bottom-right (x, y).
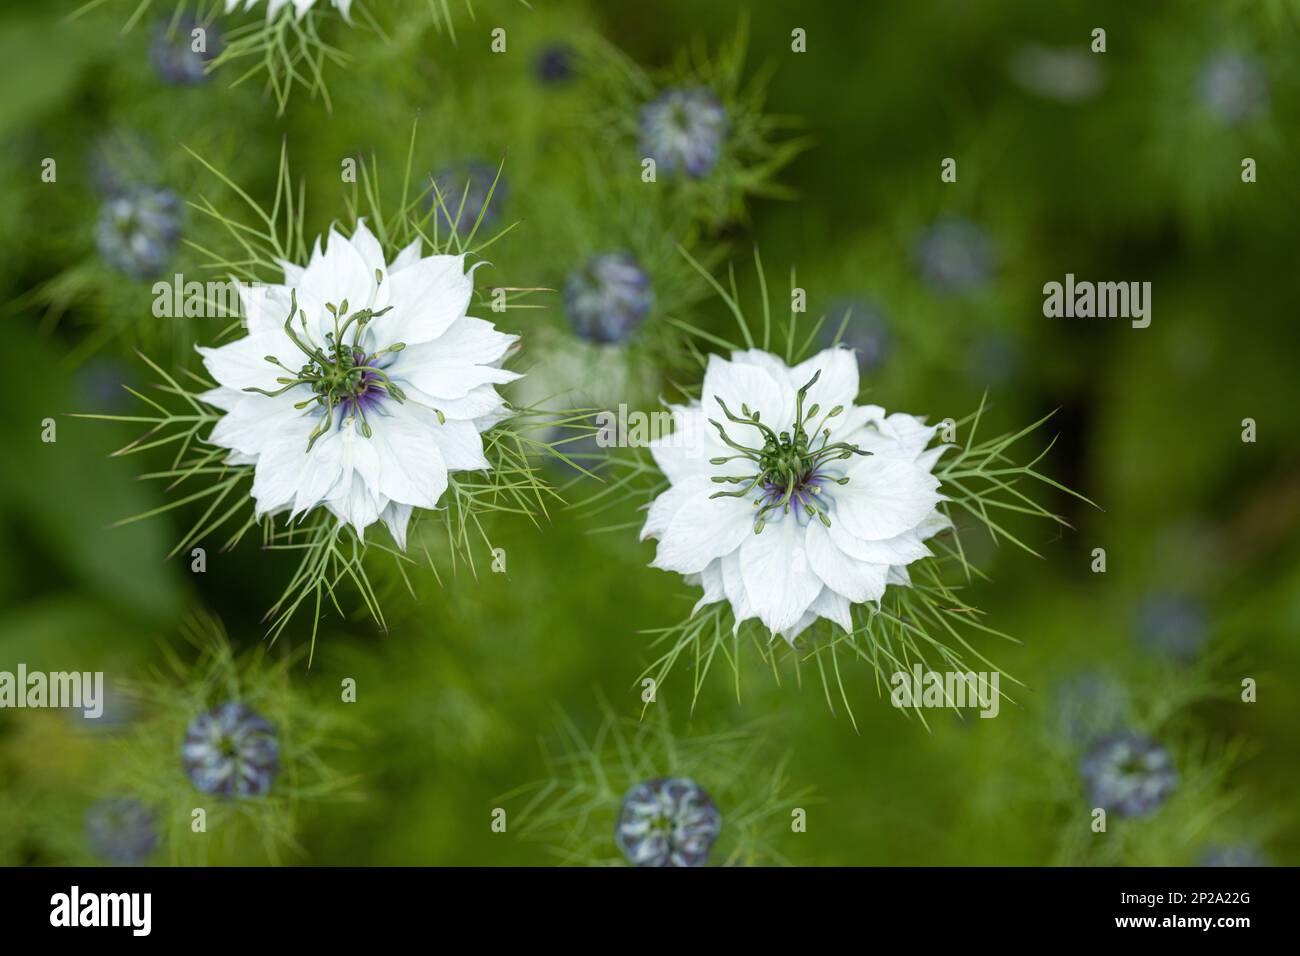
top-left (224, 0), bottom-right (352, 21)
top-left (641, 347), bottom-right (950, 641)
top-left (198, 221), bottom-right (518, 548)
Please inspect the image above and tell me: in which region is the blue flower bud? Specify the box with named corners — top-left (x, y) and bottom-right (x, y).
top-left (563, 252), bottom-right (653, 343)
top-left (615, 777), bottom-right (722, 867)
top-left (182, 701), bottom-right (280, 798)
top-left (1198, 52), bottom-right (1268, 127)
top-left (1079, 731), bottom-right (1177, 818)
top-left (95, 185), bottom-right (183, 281)
top-left (151, 15), bottom-right (222, 87)
top-left (534, 43), bottom-right (576, 85)
top-left (639, 86), bottom-right (729, 179)
top-left (85, 797), bottom-right (158, 865)
top-left (1199, 843), bottom-right (1269, 867)
top-left (913, 217), bottom-right (994, 295)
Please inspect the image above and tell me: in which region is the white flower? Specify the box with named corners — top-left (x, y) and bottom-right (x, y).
top-left (198, 221), bottom-right (519, 549)
top-left (641, 347), bottom-right (950, 642)
top-left (223, 0), bottom-right (352, 21)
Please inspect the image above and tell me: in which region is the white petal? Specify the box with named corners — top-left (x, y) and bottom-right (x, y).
top-left (857, 412), bottom-right (940, 462)
top-left (835, 456), bottom-right (942, 541)
top-left (296, 225), bottom-right (378, 315)
top-left (394, 316), bottom-right (516, 371)
top-left (914, 510), bottom-right (953, 542)
top-left (404, 383), bottom-right (510, 422)
top-left (277, 259), bottom-right (305, 287)
top-left (692, 560), bottom-right (726, 615)
top-left (651, 478), bottom-right (752, 575)
top-left (250, 425), bottom-right (318, 516)
top-left (239, 282), bottom-right (296, 336)
top-left (199, 386), bottom-right (243, 413)
top-left (810, 587), bottom-right (853, 633)
top-left (739, 515), bottom-right (824, 634)
top-left (326, 471), bottom-right (382, 537)
top-left (730, 348), bottom-right (795, 382)
top-left (701, 354), bottom-right (795, 445)
top-left (291, 423), bottom-right (347, 518)
top-left (366, 407), bottom-right (449, 509)
top-left (805, 519), bottom-right (890, 604)
top-left (640, 482), bottom-right (689, 542)
top-left (208, 391), bottom-right (312, 458)
top-left (914, 443), bottom-right (951, 473)
top-left (387, 238), bottom-right (423, 273)
top-left (399, 360), bottom-right (520, 402)
top-left (197, 331), bottom-right (301, 392)
top-left (427, 417), bottom-right (491, 472)
top-left (369, 254), bottom-right (474, 347)
top-left (647, 405), bottom-right (712, 484)
top-left (826, 518), bottom-right (932, 565)
top-left (348, 218), bottom-right (386, 274)
top-left (380, 501), bottom-right (414, 550)
top-left (720, 551), bottom-right (757, 631)
top-left (789, 346), bottom-right (859, 412)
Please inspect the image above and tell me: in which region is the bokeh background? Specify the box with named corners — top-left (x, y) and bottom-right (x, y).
top-left (2, 0), bottom-right (1298, 865)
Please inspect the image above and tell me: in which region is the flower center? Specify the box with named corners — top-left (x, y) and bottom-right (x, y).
top-left (243, 285), bottom-right (420, 451)
top-left (706, 369), bottom-right (870, 533)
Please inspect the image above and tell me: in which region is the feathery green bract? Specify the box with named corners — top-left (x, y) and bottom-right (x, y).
top-left (72, 127), bottom-right (581, 657)
top-left (581, 247), bottom-right (1096, 727)
top-left (100, 613), bottom-right (357, 865)
top-left (499, 695), bottom-right (813, 866)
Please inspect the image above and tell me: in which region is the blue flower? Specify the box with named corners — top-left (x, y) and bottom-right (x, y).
top-left (428, 160), bottom-right (506, 237)
top-left (639, 86), bottom-right (729, 178)
top-left (534, 43), bottom-right (576, 85)
top-left (913, 217), bottom-right (994, 295)
top-left (563, 252), bottom-right (653, 343)
top-left (1134, 594), bottom-right (1209, 664)
top-left (182, 701), bottom-right (280, 798)
top-left (85, 797), bottom-right (158, 864)
top-left (817, 296), bottom-right (890, 373)
top-left (95, 185), bottom-right (183, 281)
top-left (1199, 844), bottom-right (1269, 867)
top-left (1079, 732), bottom-right (1177, 818)
top-left (151, 15), bottom-right (222, 86)
top-left (1198, 52), bottom-right (1268, 127)
top-left (615, 777), bottom-right (722, 867)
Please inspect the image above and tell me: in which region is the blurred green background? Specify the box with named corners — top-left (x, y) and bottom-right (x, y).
top-left (1, 0), bottom-right (1298, 865)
